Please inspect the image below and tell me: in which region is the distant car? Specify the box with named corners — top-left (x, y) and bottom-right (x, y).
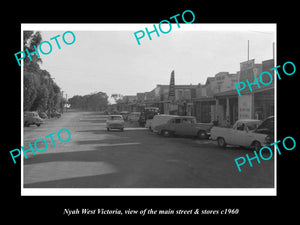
top-left (128, 112), bottom-right (141, 122)
top-left (138, 107), bottom-right (159, 127)
top-left (120, 111), bottom-right (130, 121)
top-left (24, 111), bottom-right (44, 127)
top-left (38, 112), bottom-right (48, 119)
top-left (155, 116), bottom-right (213, 139)
top-left (106, 115), bottom-right (125, 131)
top-left (51, 110), bottom-right (61, 118)
top-left (111, 110), bottom-right (120, 115)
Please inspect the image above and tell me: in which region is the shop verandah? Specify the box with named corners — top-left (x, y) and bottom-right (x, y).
top-left (192, 85), bottom-right (274, 126)
top-left (119, 86), bottom-right (274, 126)
top-left (192, 91), bottom-right (238, 126)
top-left (213, 90), bottom-right (239, 127)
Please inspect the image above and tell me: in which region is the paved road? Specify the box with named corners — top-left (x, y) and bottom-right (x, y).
top-left (23, 111), bottom-right (274, 188)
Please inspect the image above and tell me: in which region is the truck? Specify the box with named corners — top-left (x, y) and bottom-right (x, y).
top-left (138, 107), bottom-right (159, 127)
top-left (210, 119), bottom-right (271, 150)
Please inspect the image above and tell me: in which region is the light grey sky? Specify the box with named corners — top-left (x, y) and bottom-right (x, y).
top-left (38, 24), bottom-right (275, 101)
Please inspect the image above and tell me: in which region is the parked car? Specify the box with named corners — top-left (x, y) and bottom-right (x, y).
top-left (51, 110), bottom-right (61, 118)
top-left (128, 112), bottom-right (141, 122)
top-left (148, 114), bottom-right (178, 131)
top-left (210, 119), bottom-right (270, 150)
top-left (106, 115), bottom-right (125, 131)
top-left (255, 116), bottom-right (274, 143)
top-left (120, 111), bottom-right (130, 121)
top-left (24, 111), bottom-right (44, 127)
top-left (138, 107), bottom-right (159, 127)
top-left (155, 116), bottom-right (213, 139)
top-left (38, 111), bottom-right (48, 119)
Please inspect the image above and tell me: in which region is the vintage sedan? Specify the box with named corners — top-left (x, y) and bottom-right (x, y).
top-left (210, 119), bottom-right (271, 150)
top-left (106, 115), bottom-right (125, 131)
top-left (155, 116), bottom-right (213, 139)
top-left (255, 116), bottom-right (274, 143)
top-left (24, 111), bottom-right (44, 127)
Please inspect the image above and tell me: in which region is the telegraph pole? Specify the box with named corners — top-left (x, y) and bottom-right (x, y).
top-left (65, 93), bottom-right (68, 112)
top-left (247, 40), bottom-right (250, 61)
top-left (61, 90), bottom-right (64, 114)
top-left (48, 77), bottom-right (55, 118)
top-left (273, 42), bottom-right (275, 60)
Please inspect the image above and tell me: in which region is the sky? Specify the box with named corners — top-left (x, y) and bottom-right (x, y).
top-left (36, 24), bottom-right (276, 102)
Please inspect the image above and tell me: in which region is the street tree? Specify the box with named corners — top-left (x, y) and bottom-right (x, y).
top-left (23, 31), bottom-right (64, 114)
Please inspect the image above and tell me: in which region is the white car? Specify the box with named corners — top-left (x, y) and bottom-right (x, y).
top-left (106, 115), bottom-right (125, 131)
top-left (210, 119), bottom-right (270, 150)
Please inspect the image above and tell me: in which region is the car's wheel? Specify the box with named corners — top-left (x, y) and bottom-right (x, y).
top-left (161, 130), bottom-right (172, 137)
top-left (252, 141), bottom-right (261, 151)
top-left (217, 137), bottom-right (227, 148)
top-left (107, 128), bottom-right (110, 131)
top-left (197, 130), bottom-right (207, 139)
top-left (36, 124), bottom-right (41, 127)
top-left (120, 128), bottom-right (124, 132)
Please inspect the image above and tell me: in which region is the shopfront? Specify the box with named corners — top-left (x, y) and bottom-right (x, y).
top-left (193, 97), bottom-right (215, 123)
top-left (238, 85), bottom-right (274, 121)
top-left (253, 86), bottom-right (274, 120)
top-left (214, 90), bottom-right (239, 127)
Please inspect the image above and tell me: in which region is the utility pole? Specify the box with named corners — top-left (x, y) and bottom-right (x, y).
top-left (273, 42), bottom-right (275, 60)
top-left (61, 90), bottom-right (64, 114)
top-left (247, 40), bottom-right (250, 61)
top-left (65, 93), bottom-right (68, 112)
top-left (48, 77), bottom-right (55, 118)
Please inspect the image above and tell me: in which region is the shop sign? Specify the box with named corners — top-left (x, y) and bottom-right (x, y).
top-left (238, 95), bottom-right (252, 119)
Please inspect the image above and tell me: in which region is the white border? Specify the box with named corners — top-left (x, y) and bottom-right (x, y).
top-left (21, 23), bottom-right (277, 196)
top-left (274, 24), bottom-right (277, 195)
top-left (21, 28), bottom-right (24, 191)
top-left (21, 23), bottom-right (277, 31)
top-left (22, 188), bottom-right (275, 196)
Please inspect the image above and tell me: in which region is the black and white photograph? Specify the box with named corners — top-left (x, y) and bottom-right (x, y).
top-left (20, 24), bottom-right (276, 195)
top-left (4, 3), bottom-right (298, 221)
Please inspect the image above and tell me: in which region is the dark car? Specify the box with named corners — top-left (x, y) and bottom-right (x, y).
top-left (255, 116), bottom-right (274, 144)
top-left (120, 111), bottom-right (129, 121)
top-left (138, 107), bottom-right (159, 127)
top-left (38, 111), bottom-right (48, 119)
top-left (51, 110), bottom-right (61, 118)
top-left (24, 111), bottom-right (44, 127)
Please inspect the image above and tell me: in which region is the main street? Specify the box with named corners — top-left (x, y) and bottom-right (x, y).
top-left (23, 111), bottom-right (274, 188)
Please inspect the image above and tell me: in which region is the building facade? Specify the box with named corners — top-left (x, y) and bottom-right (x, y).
top-left (238, 59), bottom-right (274, 121)
top-left (113, 60), bottom-right (274, 126)
top-left (193, 71), bottom-right (239, 125)
top-left (146, 84), bottom-right (202, 116)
